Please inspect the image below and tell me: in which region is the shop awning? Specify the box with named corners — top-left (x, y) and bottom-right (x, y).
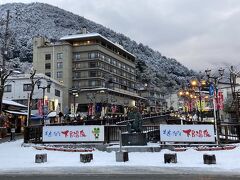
top-left (3, 99), bottom-right (27, 108)
top-left (4, 110), bottom-right (28, 116)
top-left (47, 111), bottom-right (57, 118)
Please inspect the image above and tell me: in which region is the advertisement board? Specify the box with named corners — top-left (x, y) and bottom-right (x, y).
top-left (160, 125), bottom-right (215, 142)
top-left (43, 125), bottom-right (104, 142)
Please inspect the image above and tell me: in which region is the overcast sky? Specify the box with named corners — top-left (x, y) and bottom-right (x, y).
top-left (1, 0), bottom-right (240, 71)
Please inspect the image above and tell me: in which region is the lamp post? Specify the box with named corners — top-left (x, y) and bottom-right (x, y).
top-left (70, 88), bottom-right (79, 119)
top-left (190, 79), bottom-right (207, 121)
top-left (36, 79), bottom-right (52, 125)
top-left (178, 89), bottom-right (191, 121)
top-left (205, 68), bottom-right (224, 144)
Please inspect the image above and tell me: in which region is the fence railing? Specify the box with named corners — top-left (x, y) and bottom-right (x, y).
top-left (24, 123), bottom-right (240, 144)
top-left (218, 124), bottom-right (240, 143)
top-left (24, 124), bottom-right (160, 144)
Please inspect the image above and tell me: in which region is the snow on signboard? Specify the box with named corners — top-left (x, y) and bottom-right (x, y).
top-left (43, 125), bottom-right (104, 142)
top-left (160, 125), bottom-right (215, 142)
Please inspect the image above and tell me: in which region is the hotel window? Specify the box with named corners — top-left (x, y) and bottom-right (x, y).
top-left (4, 84), bottom-right (12, 92)
top-left (117, 61), bottom-right (121, 67)
top-left (74, 72), bottom-right (81, 78)
top-left (23, 84), bottom-right (32, 91)
top-left (75, 63), bottom-right (81, 69)
top-left (107, 57), bottom-right (111, 63)
top-left (89, 71), bottom-right (97, 77)
top-left (57, 62), bottom-right (63, 69)
top-left (88, 52), bottom-right (99, 59)
top-left (45, 54), bottom-right (51, 60)
top-left (45, 72), bottom-right (51, 77)
top-left (89, 80), bottom-right (96, 87)
top-left (45, 63), bottom-right (51, 69)
top-left (89, 62), bottom-right (97, 68)
top-left (99, 54), bottom-right (104, 60)
top-left (57, 71), bottom-right (63, 78)
top-left (57, 53), bottom-right (63, 60)
top-left (55, 89), bottom-right (61, 97)
top-left (73, 52), bottom-right (81, 60)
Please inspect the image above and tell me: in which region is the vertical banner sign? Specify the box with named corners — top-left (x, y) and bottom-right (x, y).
top-left (43, 125), bottom-right (104, 142)
top-left (38, 99), bottom-right (43, 116)
top-left (88, 104), bottom-right (92, 115)
top-left (217, 91), bottom-right (224, 110)
top-left (160, 125), bottom-right (215, 142)
top-left (209, 84), bottom-right (214, 97)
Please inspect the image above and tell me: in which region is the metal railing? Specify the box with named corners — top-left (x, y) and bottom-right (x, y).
top-left (218, 124), bottom-right (240, 143)
top-left (24, 124), bottom-right (160, 144)
top-left (23, 123), bottom-right (240, 144)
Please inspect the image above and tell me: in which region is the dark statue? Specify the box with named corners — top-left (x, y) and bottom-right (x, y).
top-left (122, 106), bottom-right (147, 146)
top-left (127, 106), bottom-right (143, 133)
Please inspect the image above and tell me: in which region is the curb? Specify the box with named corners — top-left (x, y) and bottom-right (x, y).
top-left (33, 146), bottom-right (94, 152)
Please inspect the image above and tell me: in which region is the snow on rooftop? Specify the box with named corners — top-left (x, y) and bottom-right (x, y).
top-left (60, 33), bottom-right (101, 41)
top-left (60, 33), bottom-right (135, 58)
top-left (3, 99), bottom-right (27, 108)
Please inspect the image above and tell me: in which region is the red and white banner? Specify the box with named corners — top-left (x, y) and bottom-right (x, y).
top-left (43, 125), bottom-right (104, 142)
top-left (214, 91), bottom-right (224, 110)
top-left (88, 104), bottom-right (94, 116)
top-left (160, 125), bottom-right (215, 142)
top-left (111, 104), bottom-right (117, 113)
top-left (38, 99), bottom-right (43, 116)
top-left (38, 99), bottom-right (49, 116)
top-left (217, 91), bottom-right (224, 110)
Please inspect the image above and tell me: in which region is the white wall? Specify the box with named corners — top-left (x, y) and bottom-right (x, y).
top-left (3, 73), bottom-right (64, 114)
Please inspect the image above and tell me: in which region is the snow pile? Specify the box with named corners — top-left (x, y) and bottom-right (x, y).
top-left (0, 140), bottom-right (240, 172)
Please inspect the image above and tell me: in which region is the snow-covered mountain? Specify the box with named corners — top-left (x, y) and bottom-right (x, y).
top-left (0, 2), bottom-right (195, 93)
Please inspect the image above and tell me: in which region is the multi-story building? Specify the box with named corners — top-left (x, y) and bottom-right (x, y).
top-left (33, 29), bottom-right (139, 118)
top-left (138, 85), bottom-right (167, 114)
top-left (3, 73), bottom-right (64, 118)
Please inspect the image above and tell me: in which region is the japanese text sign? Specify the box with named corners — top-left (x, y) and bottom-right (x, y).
top-left (43, 125), bottom-right (104, 142)
top-left (160, 125), bottom-right (215, 142)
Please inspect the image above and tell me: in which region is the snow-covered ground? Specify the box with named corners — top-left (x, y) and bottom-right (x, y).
top-left (0, 140), bottom-right (240, 174)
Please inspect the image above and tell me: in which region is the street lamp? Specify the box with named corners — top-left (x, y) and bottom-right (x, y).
top-left (71, 88), bottom-right (79, 119)
top-left (205, 67), bottom-right (225, 144)
top-left (190, 79), bottom-right (207, 121)
top-left (36, 79), bottom-right (52, 125)
top-left (178, 89), bottom-right (193, 121)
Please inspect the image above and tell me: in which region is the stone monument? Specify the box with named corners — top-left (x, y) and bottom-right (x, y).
top-left (122, 106), bottom-right (147, 146)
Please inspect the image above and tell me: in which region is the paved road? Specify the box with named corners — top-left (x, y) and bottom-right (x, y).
top-left (1, 166), bottom-right (240, 180)
top-left (0, 174), bottom-right (239, 180)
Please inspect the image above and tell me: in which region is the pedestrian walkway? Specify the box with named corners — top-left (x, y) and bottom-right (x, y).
top-left (0, 134), bottom-right (23, 144)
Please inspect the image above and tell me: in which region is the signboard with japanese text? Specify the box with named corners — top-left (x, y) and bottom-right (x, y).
top-left (43, 125), bottom-right (104, 142)
top-left (160, 125), bottom-right (215, 142)
top-left (217, 91), bottom-right (224, 110)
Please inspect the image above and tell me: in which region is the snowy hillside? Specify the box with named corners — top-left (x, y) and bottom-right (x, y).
top-left (0, 3), bottom-right (195, 93)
